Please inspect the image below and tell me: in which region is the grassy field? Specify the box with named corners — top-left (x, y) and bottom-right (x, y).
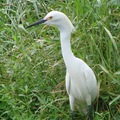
top-left (0, 0), bottom-right (120, 120)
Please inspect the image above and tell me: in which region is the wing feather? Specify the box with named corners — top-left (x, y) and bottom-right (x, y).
top-left (65, 71), bottom-right (71, 95)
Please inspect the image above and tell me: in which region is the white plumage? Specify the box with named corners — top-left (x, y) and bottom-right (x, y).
top-left (26, 11), bottom-right (98, 120)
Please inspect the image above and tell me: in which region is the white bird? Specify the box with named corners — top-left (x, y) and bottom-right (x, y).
top-left (26, 11), bottom-right (97, 120)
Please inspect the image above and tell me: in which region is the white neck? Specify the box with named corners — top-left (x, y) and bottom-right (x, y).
top-left (60, 31), bottom-right (75, 69)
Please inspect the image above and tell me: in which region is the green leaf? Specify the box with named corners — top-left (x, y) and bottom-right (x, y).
top-left (104, 27), bottom-right (118, 51)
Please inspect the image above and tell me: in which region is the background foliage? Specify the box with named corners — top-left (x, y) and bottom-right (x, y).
top-left (0, 0), bottom-right (120, 120)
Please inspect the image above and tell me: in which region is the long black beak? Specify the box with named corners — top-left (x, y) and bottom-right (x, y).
top-left (26, 19), bottom-right (47, 29)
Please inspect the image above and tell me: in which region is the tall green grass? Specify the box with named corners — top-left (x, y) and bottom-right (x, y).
top-left (0, 0), bottom-right (120, 120)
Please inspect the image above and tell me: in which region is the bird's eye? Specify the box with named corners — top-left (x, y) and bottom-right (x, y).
top-left (48, 16), bottom-right (53, 20)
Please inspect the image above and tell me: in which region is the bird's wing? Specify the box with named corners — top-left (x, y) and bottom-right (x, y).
top-left (83, 69), bottom-right (97, 101)
top-left (65, 71), bottom-right (71, 95)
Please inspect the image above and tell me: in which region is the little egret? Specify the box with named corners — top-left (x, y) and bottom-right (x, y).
top-left (26, 11), bottom-right (97, 120)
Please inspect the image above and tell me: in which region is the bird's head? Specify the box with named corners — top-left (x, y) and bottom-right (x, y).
top-left (26, 11), bottom-right (75, 33)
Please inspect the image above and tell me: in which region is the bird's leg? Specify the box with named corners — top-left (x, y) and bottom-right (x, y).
top-left (87, 105), bottom-right (92, 120)
top-left (71, 110), bottom-right (74, 120)
top-left (69, 95), bottom-right (75, 120)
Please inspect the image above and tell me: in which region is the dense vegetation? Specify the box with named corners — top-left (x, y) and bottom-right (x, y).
top-left (0, 0), bottom-right (120, 120)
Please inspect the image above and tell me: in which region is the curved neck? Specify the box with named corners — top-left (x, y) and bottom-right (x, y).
top-left (60, 31), bottom-right (75, 68)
